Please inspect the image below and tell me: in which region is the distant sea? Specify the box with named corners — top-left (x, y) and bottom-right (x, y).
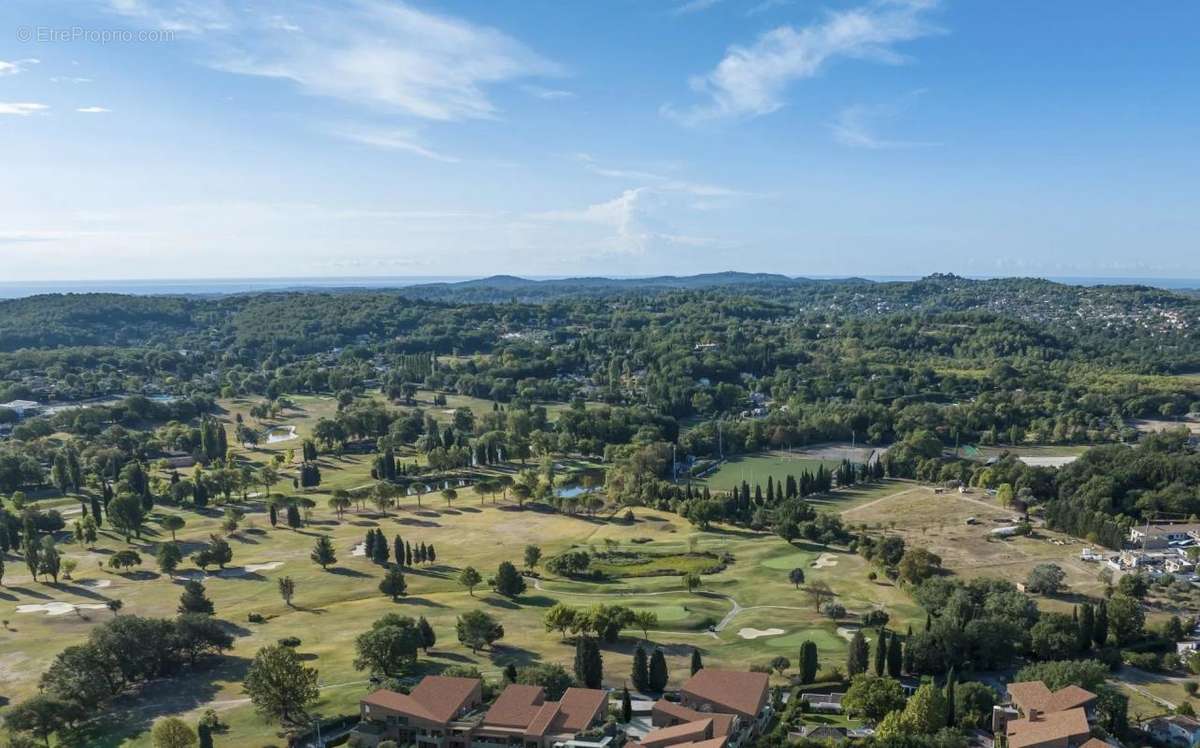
top-left (0, 274), bottom-right (1198, 299)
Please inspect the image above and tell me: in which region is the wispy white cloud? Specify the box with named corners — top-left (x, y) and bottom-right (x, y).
top-left (746, 0), bottom-right (792, 17)
top-left (830, 93), bottom-right (938, 149)
top-left (108, 0), bottom-right (560, 122)
top-left (331, 126), bottom-right (461, 162)
top-left (0, 102), bottom-right (49, 116)
top-left (672, 0), bottom-right (724, 16)
top-left (521, 84), bottom-right (575, 101)
top-left (0, 58), bottom-right (39, 76)
top-left (530, 186), bottom-right (732, 257)
top-left (665, 0), bottom-right (940, 124)
top-left (573, 153), bottom-right (744, 197)
top-left (51, 76), bottom-right (93, 84)
top-left (76, 106), bottom-right (112, 113)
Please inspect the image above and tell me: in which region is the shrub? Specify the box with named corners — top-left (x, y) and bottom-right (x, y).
top-left (248, 612), bottom-right (265, 623)
top-left (278, 636), bottom-right (302, 648)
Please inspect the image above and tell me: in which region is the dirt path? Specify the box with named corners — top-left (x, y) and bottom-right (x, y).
top-left (839, 487), bottom-right (927, 517)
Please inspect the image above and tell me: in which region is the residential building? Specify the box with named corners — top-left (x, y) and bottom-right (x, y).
top-left (1128, 523), bottom-right (1200, 550)
top-left (353, 677), bottom-right (609, 748)
top-left (355, 676), bottom-right (485, 748)
top-left (1003, 681), bottom-right (1098, 748)
top-left (798, 692), bottom-right (844, 713)
top-left (648, 669), bottom-right (771, 748)
top-left (1143, 715), bottom-right (1200, 747)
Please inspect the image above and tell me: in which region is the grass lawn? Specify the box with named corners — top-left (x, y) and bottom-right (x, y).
top-left (2, 480), bottom-right (914, 747)
top-left (697, 453), bottom-right (840, 491)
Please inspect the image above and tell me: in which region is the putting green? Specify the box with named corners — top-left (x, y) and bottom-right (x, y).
top-left (630, 604), bottom-right (691, 622)
top-left (761, 550), bottom-right (817, 570)
top-left (763, 629), bottom-right (844, 652)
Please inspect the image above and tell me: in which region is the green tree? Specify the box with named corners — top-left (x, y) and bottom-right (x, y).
top-left (457, 609), bottom-right (504, 652)
top-left (1107, 594), bottom-right (1145, 646)
top-left (574, 636), bottom-right (603, 689)
top-left (380, 567), bottom-right (407, 601)
top-left (847, 630), bottom-right (869, 676)
top-left (524, 544), bottom-right (542, 569)
top-left (493, 560), bottom-right (526, 598)
top-left (683, 572), bottom-right (701, 593)
top-left (516, 663), bottom-right (574, 700)
top-left (278, 576), bottom-right (296, 607)
top-left (157, 542), bottom-right (183, 577)
top-left (152, 717), bottom-right (198, 748)
top-left (159, 514), bottom-right (186, 542)
top-left (38, 537), bottom-right (61, 584)
top-left (5, 694), bottom-right (83, 747)
top-left (310, 535), bottom-right (337, 570)
top-left (800, 640), bottom-right (819, 684)
top-left (886, 631), bottom-right (902, 677)
top-left (179, 580), bottom-right (214, 615)
top-left (354, 614), bottom-right (422, 677)
top-left (458, 566), bottom-right (483, 596)
top-left (648, 648), bottom-right (669, 692)
top-left (632, 645), bottom-right (650, 691)
top-left (954, 681), bottom-right (996, 729)
top-left (108, 494), bottom-right (146, 541)
top-left (873, 629), bottom-right (887, 676)
top-left (691, 648), bottom-right (704, 676)
top-left (843, 674), bottom-right (906, 721)
top-left (621, 687), bottom-right (632, 723)
top-left (788, 567), bottom-right (805, 588)
top-left (418, 616), bottom-right (437, 652)
top-left (544, 603), bottom-right (577, 640)
top-left (243, 644), bottom-right (319, 726)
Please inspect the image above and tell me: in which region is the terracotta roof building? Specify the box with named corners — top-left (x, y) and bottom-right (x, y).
top-left (679, 670), bottom-right (770, 721)
top-left (1003, 680), bottom-right (1098, 748)
top-left (357, 676), bottom-right (485, 748)
top-left (354, 677), bottom-right (608, 748)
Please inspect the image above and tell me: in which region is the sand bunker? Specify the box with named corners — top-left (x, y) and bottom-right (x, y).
top-left (266, 425), bottom-right (298, 443)
top-left (78, 579), bottom-right (112, 589)
top-left (812, 553), bottom-right (839, 568)
top-left (18, 602), bottom-right (109, 616)
top-left (218, 561), bottom-right (283, 577)
top-left (836, 626), bottom-right (865, 642)
top-left (738, 627), bottom-right (785, 640)
top-left (352, 543), bottom-right (366, 557)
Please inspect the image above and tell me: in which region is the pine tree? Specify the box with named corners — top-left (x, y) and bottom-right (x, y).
top-left (874, 629), bottom-right (887, 676)
top-left (690, 648), bottom-right (703, 676)
top-left (632, 645), bottom-right (650, 691)
top-left (311, 535), bottom-right (337, 570)
top-left (648, 648), bottom-right (669, 692)
top-left (418, 616), bottom-right (437, 652)
top-left (179, 579), bottom-right (215, 615)
top-left (574, 637), bottom-right (603, 689)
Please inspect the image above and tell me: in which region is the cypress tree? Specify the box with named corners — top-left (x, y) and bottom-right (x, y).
top-left (945, 667), bottom-right (957, 727)
top-left (632, 645), bottom-right (650, 691)
top-left (405, 541), bottom-right (414, 567)
top-left (418, 616), bottom-right (436, 652)
top-left (847, 630), bottom-right (869, 676)
top-left (286, 504), bottom-right (301, 529)
top-left (394, 535), bottom-right (405, 567)
top-left (886, 631), bottom-right (903, 678)
top-left (372, 530), bottom-right (390, 565)
top-left (427, 544), bottom-right (437, 564)
top-left (504, 663), bottom-right (518, 683)
top-left (364, 530), bottom-right (376, 558)
top-left (90, 495), bottom-right (104, 526)
top-left (621, 687), bottom-right (632, 723)
top-left (1078, 603), bottom-right (1094, 652)
top-left (925, 612), bottom-right (932, 632)
top-left (268, 504), bottom-right (278, 527)
top-left (690, 648), bottom-right (703, 676)
top-left (574, 636), bottom-right (603, 689)
top-left (800, 640), bottom-right (819, 684)
top-left (873, 629), bottom-right (887, 676)
top-left (1093, 600), bottom-right (1108, 648)
top-left (198, 722), bottom-right (214, 748)
top-left (648, 648), bottom-right (669, 692)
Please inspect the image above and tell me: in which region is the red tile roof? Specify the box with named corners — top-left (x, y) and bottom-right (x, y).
top-left (363, 676), bottom-right (481, 724)
top-left (653, 700), bottom-right (734, 736)
top-left (681, 670), bottom-right (769, 720)
top-left (485, 684), bottom-right (547, 728)
top-left (1006, 707), bottom-right (1090, 748)
top-left (640, 719), bottom-right (714, 748)
top-left (482, 684), bottom-right (606, 738)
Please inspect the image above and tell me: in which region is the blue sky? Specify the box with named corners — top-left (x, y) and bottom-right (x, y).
top-left (1, 0), bottom-right (1198, 281)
